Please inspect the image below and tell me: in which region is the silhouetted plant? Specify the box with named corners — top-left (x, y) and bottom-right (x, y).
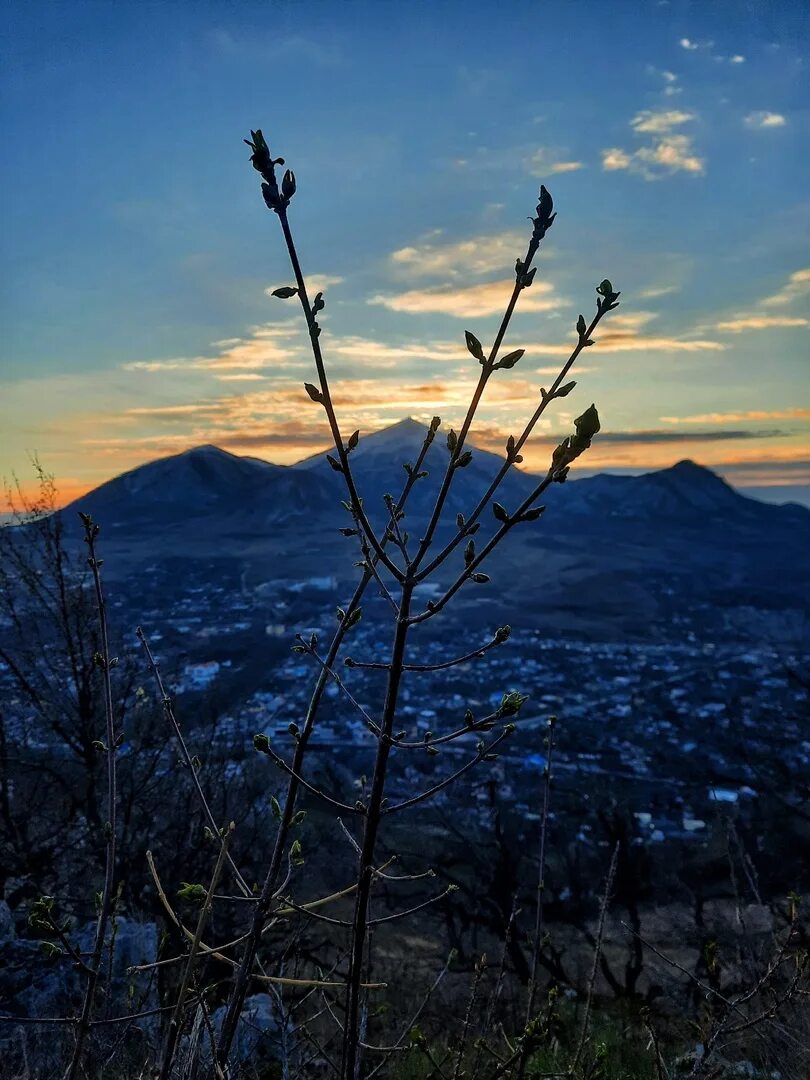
top-left (1, 130), bottom-right (807, 1080)
top-left (213, 128), bottom-right (620, 1078)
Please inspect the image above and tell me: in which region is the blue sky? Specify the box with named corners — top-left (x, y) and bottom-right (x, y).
top-left (1, 0), bottom-right (808, 504)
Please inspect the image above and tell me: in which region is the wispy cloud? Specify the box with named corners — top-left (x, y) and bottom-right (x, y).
top-left (631, 109), bottom-right (695, 133)
top-left (123, 322), bottom-right (306, 375)
top-left (761, 268), bottom-right (810, 308)
top-left (368, 279), bottom-right (561, 317)
top-left (585, 428), bottom-right (786, 444)
top-left (744, 110), bottom-right (787, 129)
top-left (602, 110), bottom-right (704, 179)
top-left (679, 37), bottom-right (713, 51)
top-left (388, 231), bottom-right (526, 280)
top-left (715, 315), bottom-right (808, 332)
top-left (660, 408), bottom-right (810, 424)
top-left (525, 147), bottom-right (585, 175)
top-left (638, 284), bottom-right (679, 299)
top-left (514, 313), bottom-right (724, 357)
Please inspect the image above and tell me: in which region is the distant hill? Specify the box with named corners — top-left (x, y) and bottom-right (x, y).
top-left (42, 420), bottom-right (810, 637)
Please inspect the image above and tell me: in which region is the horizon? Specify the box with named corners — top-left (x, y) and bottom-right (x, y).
top-left (1, 0), bottom-right (808, 508)
top-left (5, 416), bottom-right (809, 515)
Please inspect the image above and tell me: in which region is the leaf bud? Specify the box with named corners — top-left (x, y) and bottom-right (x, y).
top-left (464, 330), bottom-right (485, 363)
top-left (281, 169), bottom-right (296, 200)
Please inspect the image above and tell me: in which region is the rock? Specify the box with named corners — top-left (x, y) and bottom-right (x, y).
top-left (0, 900), bottom-right (15, 944)
top-left (210, 993), bottom-right (282, 1067)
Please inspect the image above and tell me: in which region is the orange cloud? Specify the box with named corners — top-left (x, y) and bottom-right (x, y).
top-left (661, 408), bottom-right (810, 424)
top-left (715, 315), bottom-right (808, 332)
top-left (369, 278), bottom-right (560, 317)
top-left (761, 268), bottom-right (810, 308)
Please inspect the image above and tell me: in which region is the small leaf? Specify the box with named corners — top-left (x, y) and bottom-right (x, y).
top-left (522, 267), bottom-right (537, 288)
top-left (576, 314), bottom-right (587, 337)
top-left (521, 505), bottom-right (546, 522)
top-left (555, 381), bottom-right (576, 398)
top-left (456, 512), bottom-right (465, 528)
top-left (492, 502), bottom-right (509, 523)
top-left (281, 169), bottom-right (296, 199)
top-left (472, 573), bottom-right (490, 584)
top-left (312, 291), bottom-right (325, 314)
top-left (574, 404), bottom-right (601, 441)
top-left (346, 606), bottom-right (363, 629)
top-left (455, 450), bottom-right (473, 469)
top-left (495, 348), bottom-right (524, 370)
top-left (304, 382), bottom-right (323, 403)
top-left (446, 429), bottom-right (458, 453)
top-left (290, 838), bottom-right (304, 866)
top-left (537, 184), bottom-right (554, 221)
top-left (347, 429), bottom-right (359, 451)
top-left (272, 286), bottom-right (298, 299)
top-left (464, 539), bottom-right (476, 567)
top-left (326, 454), bottom-right (343, 472)
top-left (271, 796), bottom-right (282, 820)
top-left (500, 690), bottom-right (529, 716)
top-left (177, 882), bottom-right (207, 901)
top-left (464, 330), bottom-right (485, 363)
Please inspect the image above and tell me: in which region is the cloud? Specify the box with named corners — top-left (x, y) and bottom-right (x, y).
top-left (602, 111), bottom-right (703, 179)
top-left (679, 37), bottom-right (713, 51)
top-left (660, 408), bottom-right (810, 424)
top-left (729, 55), bottom-right (745, 64)
top-left (648, 67), bottom-right (682, 97)
top-left (519, 313), bottom-right (724, 357)
top-left (368, 278), bottom-right (561, 317)
top-left (124, 322), bottom-right (306, 374)
top-left (715, 315), bottom-right (808, 332)
top-left (388, 231), bottom-right (527, 280)
top-left (583, 429), bottom-right (786, 444)
top-left (525, 147), bottom-right (585, 175)
top-left (631, 110), bottom-right (694, 133)
top-left (602, 147), bottom-right (632, 171)
top-left (761, 268), bottom-right (810, 308)
top-left (638, 285), bottom-right (679, 299)
top-left (745, 111), bottom-right (787, 129)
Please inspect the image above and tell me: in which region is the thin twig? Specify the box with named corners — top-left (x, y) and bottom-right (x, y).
top-left (65, 516), bottom-right (119, 1080)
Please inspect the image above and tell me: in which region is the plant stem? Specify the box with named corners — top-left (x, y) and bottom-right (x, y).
top-left (342, 582), bottom-right (414, 1079)
top-left (65, 520), bottom-right (118, 1080)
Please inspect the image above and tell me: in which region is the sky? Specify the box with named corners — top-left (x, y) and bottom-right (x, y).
top-left (1, 0), bottom-right (808, 507)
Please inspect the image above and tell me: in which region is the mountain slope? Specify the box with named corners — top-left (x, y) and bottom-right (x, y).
top-left (42, 421), bottom-right (809, 634)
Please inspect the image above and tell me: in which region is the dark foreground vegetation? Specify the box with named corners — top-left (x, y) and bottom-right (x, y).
top-left (0, 132), bottom-right (807, 1079)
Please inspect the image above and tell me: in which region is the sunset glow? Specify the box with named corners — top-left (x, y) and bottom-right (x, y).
top-left (1, 1), bottom-right (808, 505)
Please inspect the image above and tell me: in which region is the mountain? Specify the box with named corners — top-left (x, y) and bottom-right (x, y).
top-left (41, 420), bottom-right (809, 637)
top-left (66, 444), bottom-right (335, 531)
top-left (555, 459), bottom-right (809, 527)
top-left (296, 417), bottom-right (537, 526)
